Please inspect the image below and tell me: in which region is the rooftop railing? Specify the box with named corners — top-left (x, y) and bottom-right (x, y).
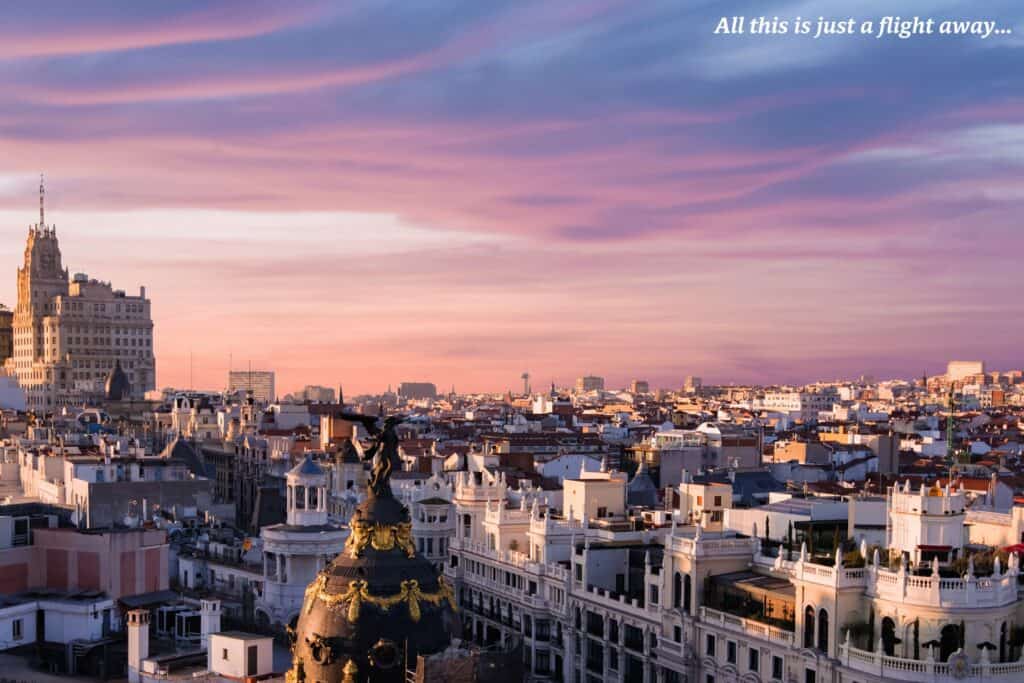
top-left (838, 640), bottom-right (1024, 682)
top-left (868, 566), bottom-right (1018, 608)
top-left (699, 606), bottom-right (795, 647)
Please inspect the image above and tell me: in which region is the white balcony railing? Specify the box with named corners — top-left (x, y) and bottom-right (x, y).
top-left (839, 641), bottom-right (1024, 682)
top-left (866, 564), bottom-right (1018, 608)
top-left (699, 606), bottom-right (795, 647)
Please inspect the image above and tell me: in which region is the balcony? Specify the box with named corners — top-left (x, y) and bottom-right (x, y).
top-left (699, 607), bottom-right (795, 647)
top-left (839, 641), bottom-right (1024, 682)
top-left (866, 565), bottom-right (1018, 608)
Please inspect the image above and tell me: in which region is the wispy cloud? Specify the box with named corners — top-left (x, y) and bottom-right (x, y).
top-left (0, 0), bottom-right (1020, 391)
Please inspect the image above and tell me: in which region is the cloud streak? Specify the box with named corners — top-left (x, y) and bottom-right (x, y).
top-left (0, 0), bottom-right (1020, 392)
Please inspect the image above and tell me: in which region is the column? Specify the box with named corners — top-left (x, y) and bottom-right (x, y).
top-left (603, 616), bottom-right (611, 677)
top-left (642, 628), bottom-right (651, 683)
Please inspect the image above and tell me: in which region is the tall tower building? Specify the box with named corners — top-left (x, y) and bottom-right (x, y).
top-left (7, 177), bottom-right (155, 408)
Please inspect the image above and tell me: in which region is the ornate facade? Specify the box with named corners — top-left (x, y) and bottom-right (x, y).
top-left (447, 472), bottom-right (1024, 683)
top-left (256, 455), bottom-right (348, 628)
top-left (7, 181), bottom-right (155, 408)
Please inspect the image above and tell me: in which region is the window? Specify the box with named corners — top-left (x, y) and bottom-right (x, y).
top-left (12, 619), bottom-right (22, 641)
top-left (727, 641), bottom-right (736, 664)
top-left (674, 625), bottom-right (681, 643)
top-left (597, 506), bottom-right (608, 517)
top-left (649, 585), bottom-right (659, 605)
top-left (749, 648), bottom-right (759, 672)
top-left (772, 656), bottom-right (783, 679)
top-left (222, 648), bottom-right (229, 660)
top-left (714, 495), bottom-right (722, 506)
top-left (805, 669), bottom-right (816, 683)
top-left (706, 634), bottom-right (716, 656)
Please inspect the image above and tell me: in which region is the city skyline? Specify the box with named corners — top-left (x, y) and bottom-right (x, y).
top-left (0, 2), bottom-right (1021, 394)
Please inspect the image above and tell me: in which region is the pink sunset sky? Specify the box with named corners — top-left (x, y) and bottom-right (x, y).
top-left (0, 1), bottom-right (1021, 395)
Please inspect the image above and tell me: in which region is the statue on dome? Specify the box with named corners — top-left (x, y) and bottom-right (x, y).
top-left (339, 411), bottom-right (405, 497)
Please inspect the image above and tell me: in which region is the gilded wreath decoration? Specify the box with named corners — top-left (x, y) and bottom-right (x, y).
top-left (345, 520), bottom-right (415, 559)
top-left (302, 573), bottom-right (457, 623)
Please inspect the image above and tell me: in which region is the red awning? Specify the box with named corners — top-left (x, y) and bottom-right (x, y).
top-left (1003, 544), bottom-right (1024, 554)
top-left (917, 545), bottom-right (952, 551)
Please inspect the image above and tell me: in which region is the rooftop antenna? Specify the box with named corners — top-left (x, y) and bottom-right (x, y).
top-left (521, 371), bottom-right (530, 396)
top-left (946, 389), bottom-right (958, 475)
top-left (39, 173), bottom-right (45, 228)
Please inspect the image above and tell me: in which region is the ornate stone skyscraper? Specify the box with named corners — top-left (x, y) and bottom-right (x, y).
top-left (6, 177), bottom-right (155, 409)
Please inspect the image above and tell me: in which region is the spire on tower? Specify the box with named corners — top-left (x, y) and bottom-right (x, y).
top-left (39, 173), bottom-right (45, 228)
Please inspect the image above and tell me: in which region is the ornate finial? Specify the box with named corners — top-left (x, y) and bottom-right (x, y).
top-left (39, 173), bottom-right (45, 228)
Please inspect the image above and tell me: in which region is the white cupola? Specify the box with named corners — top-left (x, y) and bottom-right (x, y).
top-left (286, 454), bottom-right (328, 526)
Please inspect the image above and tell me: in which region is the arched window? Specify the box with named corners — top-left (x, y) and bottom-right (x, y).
top-left (803, 606), bottom-right (815, 648)
top-left (882, 617), bottom-right (897, 656)
top-left (683, 575), bottom-right (692, 613)
top-left (1000, 622), bottom-right (1008, 663)
top-left (818, 608), bottom-right (829, 653)
top-left (672, 572), bottom-right (681, 608)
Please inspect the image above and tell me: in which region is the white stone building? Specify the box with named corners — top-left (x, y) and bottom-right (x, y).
top-left (448, 471), bottom-right (1024, 683)
top-left (7, 189), bottom-right (155, 408)
top-left (255, 455), bottom-right (347, 628)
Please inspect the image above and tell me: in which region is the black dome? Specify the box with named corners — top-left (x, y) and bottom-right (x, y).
top-left (289, 492), bottom-right (456, 682)
top-left (104, 360), bottom-right (131, 401)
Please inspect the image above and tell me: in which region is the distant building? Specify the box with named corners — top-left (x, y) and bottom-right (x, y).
top-left (761, 388), bottom-right (839, 421)
top-left (0, 305), bottom-right (11, 363)
top-left (575, 375), bottom-right (604, 392)
top-left (298, 384), bottom-right (335, 403)
top-left (228, 369), bottom-right (275, 403)
top-left (7, 180), bottom-right (155, 408)
top-left (684, 375), bottom-right (702, 393)
top-left (399, 381), bottom-right (437, 400)
top-left (947, 360), bottom-right (985, 382)
top-left (630, 379), bottom-right (650, 394)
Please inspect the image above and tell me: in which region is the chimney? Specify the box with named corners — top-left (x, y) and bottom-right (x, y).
top-left (201, 599), bottom-right (222, 658)
top-left (127, 609), bottom-right (150, 683)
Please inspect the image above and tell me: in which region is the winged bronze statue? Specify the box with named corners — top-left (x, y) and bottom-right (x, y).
top-left (339, 411), bottom-right (405, 497)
